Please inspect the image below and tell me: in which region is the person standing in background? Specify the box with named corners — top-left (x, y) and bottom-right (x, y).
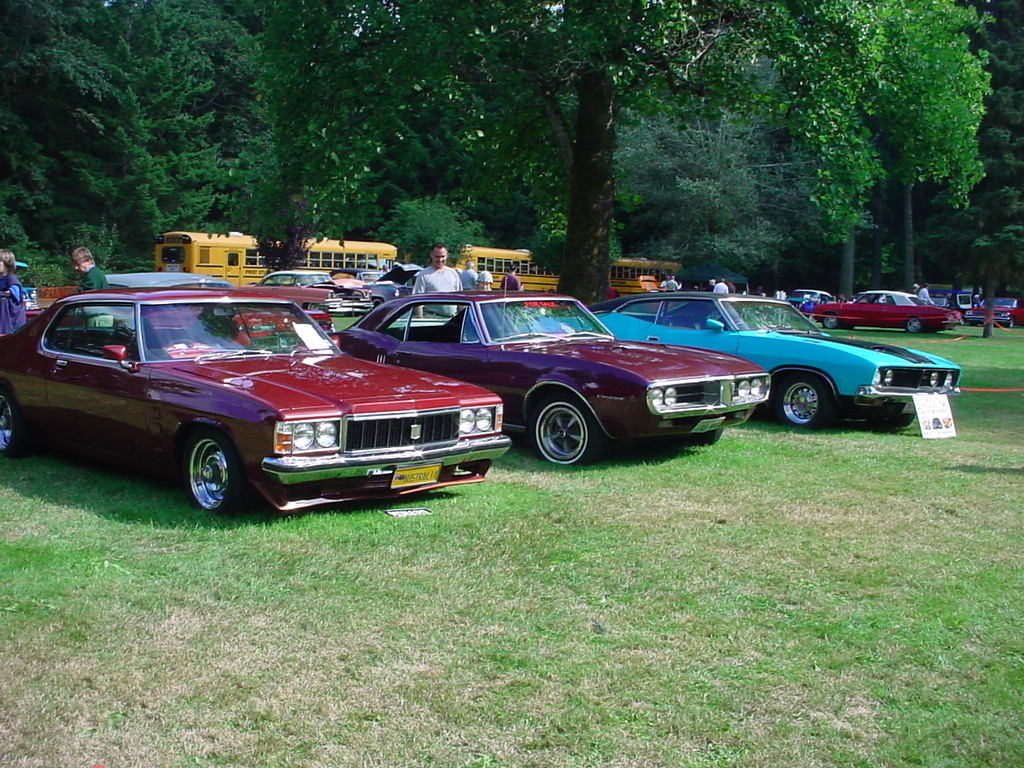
top-left (70, 246), bottom-right (109, 291)
top-left (499, 265), bottom-right (523, 291)
top-left (0, 249), bottom-right (27, 333)
top-left (412, 243), bottom-right (462, 294)
top-left (460, 260), bottom-right (479, 290)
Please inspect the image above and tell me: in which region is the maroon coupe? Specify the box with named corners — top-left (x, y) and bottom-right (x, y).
top-left (337, 292), bottom-right (770, 464)
top-left (0, 289), bottom-right (510, 513)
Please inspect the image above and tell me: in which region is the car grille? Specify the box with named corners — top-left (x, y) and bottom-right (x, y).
top-left (344, 409), bottom-right (460, 452)
top-left (888, 368), bottom-right (959, 389)
top-left (687, 381), bottom-right (727, 406)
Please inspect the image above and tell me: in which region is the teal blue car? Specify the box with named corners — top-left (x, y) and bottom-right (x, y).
top-left (590, 292), bottom-right (962, 429)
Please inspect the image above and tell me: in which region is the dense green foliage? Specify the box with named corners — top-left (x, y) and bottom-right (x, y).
top-left (920, 1), bottom-right (1024, 302)
top-left (0, 0), bottom-right (264, 278)
top-left (1, 0), bottom-right (1017, 297)
top-left (260, 0), bottom-right (989, 301)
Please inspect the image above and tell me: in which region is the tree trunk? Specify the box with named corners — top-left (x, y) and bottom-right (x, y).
top-left (903, 181), bottom-right (915, 291)
top-left (840, 227), bottom-right (855, 299)
top-left (557, 69), bottom-right (616, 303)
top-left (983, 272), bottom-right (997, 339)
top-left (871, 183), bottom-right (884, 289)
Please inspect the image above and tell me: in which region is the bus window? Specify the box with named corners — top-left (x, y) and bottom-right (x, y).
top-left (160, 247), bottom-right (185, 265)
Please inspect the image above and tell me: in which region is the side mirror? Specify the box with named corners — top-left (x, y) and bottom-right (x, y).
top-left (102, 344), bottom-right (128, 362)
top-left (705, 318), bottom-right (726, 332)
top-left (102, 344), bottom-right (139, 371)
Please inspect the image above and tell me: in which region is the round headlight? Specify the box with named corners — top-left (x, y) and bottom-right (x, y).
top-left (929, 372), bottom-right (940, 387)
top-left (882, 370), bottom-right (894, 386)
top-left (649, 388), bottom-right (664, 408)
top-left (293, 422), bottom-right (315, 451)
top-left (738, 380), bottom-right (751, 397)
top-left (460, 408), bottom-right (476, 434)
top-left (316, 421), bottom-right (338, 448)
top-left (663, 387), bottom-right (677, 407)
top-left (475, 408), bottom-right (494, 432)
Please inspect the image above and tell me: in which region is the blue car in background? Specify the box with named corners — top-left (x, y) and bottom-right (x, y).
top-left (590, 292), bottom-right (962, 429)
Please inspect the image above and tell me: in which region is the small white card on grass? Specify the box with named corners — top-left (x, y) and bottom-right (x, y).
top-left (383, 508), bottom-right (433, 518)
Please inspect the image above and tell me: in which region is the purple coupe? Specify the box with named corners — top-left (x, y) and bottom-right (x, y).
top-left (336, 292), bottom-right (770, 464)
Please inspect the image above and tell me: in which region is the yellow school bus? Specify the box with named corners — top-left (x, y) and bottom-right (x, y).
top-left (154, 231), bottom-right (398, 286)
top-left (456, 245), bottom-right (677, 295)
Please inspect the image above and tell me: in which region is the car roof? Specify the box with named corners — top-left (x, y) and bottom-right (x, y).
top-left (591, 291), bottom-right (788, 312)
top-left (263, 270), bottom-right (331, 277)
top-left (377, 290), bottom-right (578, 306)
top-left (106, 272), bottom-right (233, 288)
top-left (54, 287), bottom-right (298, 305)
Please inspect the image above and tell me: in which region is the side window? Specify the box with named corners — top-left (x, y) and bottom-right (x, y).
top-left (659, 300), bottom-right (715, 329)
top-left (619, 300), bottom-right (662, 321)
top-left (227, 252), bottom-right (239, 267)
top-left (461, 310), bottom-right (482, 343)
top-left (44, 304), bottom-right (137, 359)
top-left (380, 308), bottom-right (414, 341)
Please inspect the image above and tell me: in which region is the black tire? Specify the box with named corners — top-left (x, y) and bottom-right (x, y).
top-left (529, 394), bottom-right (608, 465)
top-left (0, 386), bottom-right (34, 458)
top-left (681, 428), bottom-right (724, 448)
top-left (904, 316), bottom-right (924, 333)
top-left (821, 314), bottom-right (842, 330)
top-left (182, 428), bottom-right (249, 514)
top-left (772, 373), bottom-right (838, 429)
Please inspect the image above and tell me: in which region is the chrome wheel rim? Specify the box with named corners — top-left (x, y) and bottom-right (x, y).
top-left (538, 404), bottom-right (586, 463)
top-left (0, 399), bottom-right (11, 451)
top-left (781, 382), bottom-right (819, 425)
top-left (188, 438), bottom-right (230, 510)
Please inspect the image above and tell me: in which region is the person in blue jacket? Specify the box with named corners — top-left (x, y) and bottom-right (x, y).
top-left (0, 249), bottom-right (27, 334)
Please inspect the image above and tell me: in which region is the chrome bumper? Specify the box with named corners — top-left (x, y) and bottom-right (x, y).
top-left (261, 434), bottom-right (512, 485)
top-left (854, 385), bottom-right (960, 399)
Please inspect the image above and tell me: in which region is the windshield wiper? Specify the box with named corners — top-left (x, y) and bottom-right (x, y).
top-left (499, 331), bottom-right (562, 342)
top-left (195, 348), bottom-right (277, 362)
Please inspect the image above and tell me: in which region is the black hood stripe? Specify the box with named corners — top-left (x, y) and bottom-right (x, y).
top-left (823, 336), bottom-right (934, 364)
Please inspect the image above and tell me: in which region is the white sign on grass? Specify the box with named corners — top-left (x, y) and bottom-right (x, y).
top-left (913, 393), bottom-right (956, 439)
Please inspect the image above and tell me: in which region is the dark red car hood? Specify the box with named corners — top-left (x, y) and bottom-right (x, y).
top-left (166, 353), bottom-right (485, 415)
top-left (500, 338), bottom-right (763, 378)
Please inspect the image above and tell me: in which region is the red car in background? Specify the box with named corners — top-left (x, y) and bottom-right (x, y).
top-left (812, 290), bottom-right (961, 333)
top-left (964, 298), bottom-right (1024, 328)
top-left (0, 288), bottom-right (510, 514)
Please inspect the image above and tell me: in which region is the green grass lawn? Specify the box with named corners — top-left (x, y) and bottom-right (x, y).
top-left (2, 324), bottom-right (1022, 767)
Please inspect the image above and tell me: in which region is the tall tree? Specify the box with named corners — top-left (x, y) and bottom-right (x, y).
top-left (923, 0), bottom-right (1024, 337)
top-left (0, 0), bottom-right (264, 271)
top-left (261, 0), bottom-right (987, 302)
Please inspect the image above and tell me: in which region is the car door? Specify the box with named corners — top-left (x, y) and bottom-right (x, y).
top-left (846, 295), bottom-right (888, 327)
top-left (40, 302), bottom-right (156, 467)
top-left (376, 301), bottom-right (492, 386)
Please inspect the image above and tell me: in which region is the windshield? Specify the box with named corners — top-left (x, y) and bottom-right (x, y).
top-left (725, 300), bottom-right (821, 333)
top-left (480, 299), bottom-right (612, 342)
top-left (140, 301), bottom-right (335, 360)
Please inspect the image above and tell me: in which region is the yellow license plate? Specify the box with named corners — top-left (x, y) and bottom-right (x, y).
top-left (391, 464), bottom-right (442, 489)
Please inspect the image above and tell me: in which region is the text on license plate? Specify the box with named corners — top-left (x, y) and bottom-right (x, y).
top-left (692, 417), bottom-right (726, 433)
top-left (391, 464), bottom-right (442, 489)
